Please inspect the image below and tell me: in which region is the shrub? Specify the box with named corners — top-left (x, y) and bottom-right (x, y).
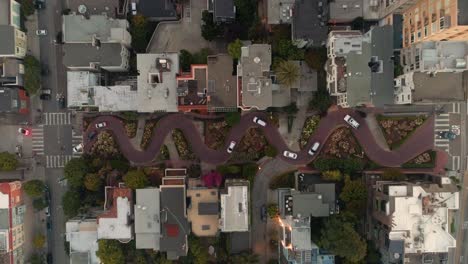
top-left (242, 163), bottom-right (258, 184)
top-left (267, 204), bottom-right (279, 219)
top-left (24, 55), bottom-right (42, 95)
top-left (313, 158), bottom-right (364, 174)
top-left (321, 170), bottom-right (342, 182)
top-left (123, 170), bottom-right (149, 189)
top-left (269, 172), bottom-right (295, 189)
top-left (0, 152), bottom-right (18, 171)
top-left (381, 168), bottom-right (406, 181)
top-left (62, 190), bottom-right (81, 218)
top-left (225, 112), bottom-right (241, 127)
top-left (264, 145), bottom-right (278, 157)
top-left (33, 233), bottom-right (46, 248)
top-left (23, 180), bottom-right (45, 198)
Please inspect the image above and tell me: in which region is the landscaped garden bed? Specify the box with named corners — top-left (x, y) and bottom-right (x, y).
top-left (377, 115), bottom-right (426, 150)
top-left (229, 128), bottom-right (268, 162)
top-left (205, 121), bottom-right (229, 150)
top-left (140, 119), bottom-right (158, 149)
top-left (402, 150), bottom-right (436, 168)
top-left (172, 129), bottom-right (197, 160)
top-left (124, 121), bottom-right (137, 138)
top-left (157, 145), bottom-right (170, 161)
top-left (299, 115), bottom-right (320, 149)
top-left (89, 131), bottom-right (120, 158)
top-left (321, 127), bottom-right (363, 159)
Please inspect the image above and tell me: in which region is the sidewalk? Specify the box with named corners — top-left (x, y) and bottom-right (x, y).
top-left (129, 117), bottom-right (146, 150)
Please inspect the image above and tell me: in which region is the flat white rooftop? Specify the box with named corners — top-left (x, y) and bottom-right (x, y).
top-left (66, 220), bottom-right (100, 264)
top-left (220, 185), bottom-right (249, 232)
top-left (97, 197), bottom-right (133, 240)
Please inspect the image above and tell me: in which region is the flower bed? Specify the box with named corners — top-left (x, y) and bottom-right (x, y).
top-left (299, 115), bottom-right (320, 149)
top-left (402, 151), bottom-right (436, 168)
top-left (377, 115), bottom-right (426, 150)
top-left (140, 120), bottom-right (158, 150)
top-left (157, 145), bottom-right (170, 160)
top-left (321, 127), bottom-right (363, 159)
top-left (230, 128), bottom-right (268, 162)
top-left (205, 121), bottom-right (229, 150)
top-left (172, 129), bottom-right (197, 160)
top-left (89, 131), bottom-right (120, 158)
top-left (124, 121), bottom-right (137, 138)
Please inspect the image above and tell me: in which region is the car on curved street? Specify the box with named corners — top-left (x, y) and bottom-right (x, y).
top-left (283, 150), bottom-right (298, 160)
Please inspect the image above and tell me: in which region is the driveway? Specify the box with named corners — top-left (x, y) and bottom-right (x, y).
top-left (84, 108), bottom-right (441, 169)
top-left (146, 0), bottom-right (224, 53)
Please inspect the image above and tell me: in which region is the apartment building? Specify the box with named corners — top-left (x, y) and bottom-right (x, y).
top-left (65, 219), bottom-right (100, 264)
top-left (0, 181), bottom-right (25, 264)
top-left (0, 26), bottom-right (26, 59)
top-left (220, 180), bottom-right (249, 233)
top-left (402, 0), bottom-right (468, 48)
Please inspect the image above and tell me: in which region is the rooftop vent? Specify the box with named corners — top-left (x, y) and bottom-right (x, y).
top-left (78, 4), bottom-right (87, 14)
top-left (254, 57), bottom-right (261, 64)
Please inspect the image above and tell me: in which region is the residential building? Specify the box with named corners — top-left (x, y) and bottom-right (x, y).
top-left (97, 187), bottom-right (133, 242)
top-left (67, 0), bottom-right (128, 18)
top-left (160, 170), bottom-right (189, 260)
top-left (65, 219), bottom-right (100, 264)
top-left (62, 14), bottom-right (131, 47)
top-left (237, 44), bottom-right (273, 110)
top-left (0, 0), bottom-right (21, 28)
top-left (220, 179), bottom-right (249, 232)
top-left (137, 0), bottom-right (177, 21)
top-left (0, 87), bottom-right (28, 114)
top-left (67, 71), bottom-right (137, 111)
top-left (371, 180), bottom-right (459, 263)
top-left (277, 184), bottom-right (336, 264)
top-left (210, 0), bottom-right (236, 23)
top-left (63, 42), bottom-right (130, 72)
top-left (187, 188), bottom-right (219, 237)
top-left (329, 0), bottom-right (379, 23)
top-left (0, 58), bottom-right (24, 86)
top-left (378, 0), bottom-right (419, 19)
top-left (400, 41), bottom-right (468, 73)
top-left (393, 71), bottom-right (464, 104)
top-left (0, 181), bottom-right (25, 264)
top-left (136, 53), bottom-right (180, 112)
top-left (267, 0), bottom-right (294, 25)
top-left (292, 0), bottom-right (328, 48)
top-left (135, 188), bottom-right (161, 251)
top-left (326, 26), bottom-right (394, 108)
top-left (0, 25), bottom-right (26, 58)
top-left (177, 64), bottom-right (208, 112)
top-left (206, 54), bottom-right (238, 112)
top-left (401, 0), bottom-right (468, 48)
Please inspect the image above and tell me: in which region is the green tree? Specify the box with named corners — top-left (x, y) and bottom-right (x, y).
top-left (242, 163), bottom-right (258, 184)
top-left (321, 170), bottom-right (342, 182)
top-left (84, 173), bottom-right (103, 192)
top-left (228, 39), bottom-right (242, 60)
top-left (309, 87), bottom-right (332, 115)
top-left (180, 49), bottom-right (193, 72)
top-left (267, 203), bottom-right (279, 219)
top-left (282, 102), bottom-right (299, 115)
top-left (382, 168), bottom-right (406, 181)
top-left (33, 233), bottom-right (46, 248)
top-left (20, 0), bottom-right (35, 17)
top-left (64, 157), bottom-right (88, 188)
top-left (189, 236), bottom-right (209, 264)
top-left (96, 240), bottom-right (125, 264)
top-left (29, 253), bottom-right (44, 264)
top-left (33, 198), bottom-right (48, 210)
top-left (340, 175), bottom-right (367, 215)
top-left (0, 152), bottom-right (18, 171)
top-left (320, 217), bottom-right (367, 263)
top-left (123, 170), bottom-right (149, 189)
top-left (23, 180), bottom-right (45, 198)
top-left (230, 252), bottom-right (260, 264)
top-left (313, 158), bottom-right (364, 174)
top-left (225, 112), bottom-right (241, 126)
top-left (130, 15), bottom-right (149, 53)
top-left (264, 145), bottom-right (278, 157)
top-left (24, 55), bottom-right (42, 95)
top-left (192, 48), bottom-right (211, 64)
top-left (269, 172), bottom-right (295, 189)
top-left (273, 39), bottom-right (304, 60)
top-left (62, 190), bottom-right (81, 218)
top-left (275, 60), bottom-right (301, 88)
top-left (305, 47), bottom-right (327, 71)
top-left (201, 11), bottom-right (223, 41)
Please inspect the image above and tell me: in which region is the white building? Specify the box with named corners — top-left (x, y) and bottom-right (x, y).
top-left (220, 180), bottom-right (249, 232)
top-left (97, 187), bottom-right (133, 242)
top-left (135, 188), bottom-right (161, 250)
top-left (65, 219), bottom-right (100, 264)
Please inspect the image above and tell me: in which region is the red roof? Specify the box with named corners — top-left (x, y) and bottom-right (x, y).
top-left (165, 224), bottom-right (179, 237)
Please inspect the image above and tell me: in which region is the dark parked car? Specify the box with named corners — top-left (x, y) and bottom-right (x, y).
top-left (437, 131), bottom-right (456, 140)
top-left (260, 204), bottom-right (267, 222)
top-left (47, 253), bottom-right (52, 264)
top-left (87, 131), bottom-right (97, 140)
top-left (39, 88), bottom-right (51, 100)
top-left (58, 97), bottom-right (66, 108)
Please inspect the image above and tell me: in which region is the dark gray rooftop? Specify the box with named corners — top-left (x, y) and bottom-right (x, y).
top-left (138, 0), bottom-right (177, 21)
top-left (214, 0), bottom-right (235, 22)
top-left (459, 0), bottom-right (468, 25)
top-left (63, 43), bottom-right (124, 68)
top-left (0, 87), bottom-right (18, 113)
top-left (292, 0), bottom-right (328, 46)
top-left (207, 54), bottom-right (238, 111)
top-left (160, 186), bottom-right (189, 259)
top-left (0, 209), bottom-right (9, 229)
top-left (198, 202), bottom-right (218, 215)
top-left (412, 72), bottom-right (465, 103)
top-left (0, 26), bottom-right (15, 56)
top-left (292, 191), bottom-right (330, 217)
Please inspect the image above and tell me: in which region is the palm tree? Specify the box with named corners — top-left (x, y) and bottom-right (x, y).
top-left (274, 60), bottom-right (301, 88)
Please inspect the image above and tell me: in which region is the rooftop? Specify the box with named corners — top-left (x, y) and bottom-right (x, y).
top-left (0, 87), bottom-right (18, 113)
top-left (136, 53), bottom-right (179, 112)
top-left (387, 185), bottom-right (459, 254)
top-left (267, 0), bottom-right (294, 24)
top-left (187, 188), bottom-right (219, 236)
top-left (0, 0), bottom-right (21, 28)
top-left (411, 72), bottom-right (464, 103)
top-left (97, 187), bottom-right (133, 241)
top-left (67, 0), bottom-right (124, 18)
top-left (410, 41), bottom-right (468, 72)
top-left (213, 0), bottom-right (235, 22)
top-left (207, 54), bottom-right (238, 112)
top-left (220, 180), bottom-right (249, 232)
top-left (0, 25), bottom-right (15, 56)
top-left (239, 44), bottom-right (272, 110)
top-left (0, 58), bottom-right (23, 86)
top-left (62, 14), bottom-right (130, 45)
top-left (137, 0), bottom-right (177, 21)
top-left (135, 188), bottom-right (161, 250)
top-left (63, 42), bottom-right (126, 68)
top-left (292, 0), bottom-right (328, 46)
top-left (65, 219), bottom-right (100, 264)
top-left (177, 65), bottom-right (208, 110)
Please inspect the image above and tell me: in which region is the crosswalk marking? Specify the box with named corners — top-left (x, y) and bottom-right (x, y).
top-left (45, 155), bottom-right (73, 168)
top-left (451, 103), bottom-right (460, 114)
top-left (452, 156), bottom-right (460, 171)
top-left (44, 112), bottom-right (71, 126)
top-left (32, 126), bottom-right (44, 155)
top-left (434, 114), bottom-right (451, 152)
top-left (72, 130), bottom-right (83, 157)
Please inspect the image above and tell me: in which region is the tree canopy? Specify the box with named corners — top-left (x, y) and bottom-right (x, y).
top-left (20, 0), bottom-right (35, 17)
top-left (275, 60), bottom-right (301, 88)
top-left (23, 180), bottom-right (45, 198)
top-left (382, 168), bottom-right (406, 181)
top-left (24, 55), bottom-right (42, 95)
top-left (273, 39), bottom-right (304, 61)
top-left (123, 170), bottom-right (149, 189)
top-left (313, 158), bottom-right (364, 174)
top-left (64, 157), bottom-right (88, 188)
top-left (228, 39), bottom-right (242, 60)
top-left (130, 15), bottom-right (149, 53)
top-left (340, 175), bottom-right (367, 215)
top-left (0, 152), bottom-right (18, 171)
top-left (225, 112), bottom-right (241, 127)
top-left (33, 233), bottom-right (46, 248)
top-left (189, 236), bottom-right (209, 264)
top-left (62, 190), bottom-right (81, 218)
top-left (201, 11), bottom-right (223, 41)
top-left (84, 173), bottom-right (103, 192)
top-left (309, 87), bottom-right (332, 115)
top-left (33, 198), bottom-right (48, 210)
top-left (320, 217), bottom-right (367, 263)
top-left (96, 240), bottom-right (125, 264)
top-left (321, 170), bottom-right (342, 182)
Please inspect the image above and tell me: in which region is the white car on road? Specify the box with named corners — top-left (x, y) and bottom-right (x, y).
top-left (283, 150), bottom-right (298, 160)
top-left (72, 143), bottom-right (83, 153)
top-left (95, 122), bottom-right (107, 129)
top-left (36, 29), bottom-right (47, 36)
top-left (344, 114), bottom-right (360, 129)
top-left (253, 117), bottom-right (267, 127)
top-left (308, 142), bottom-right (320, 156)
top-left (227, 141), bottom-right (236, 153)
